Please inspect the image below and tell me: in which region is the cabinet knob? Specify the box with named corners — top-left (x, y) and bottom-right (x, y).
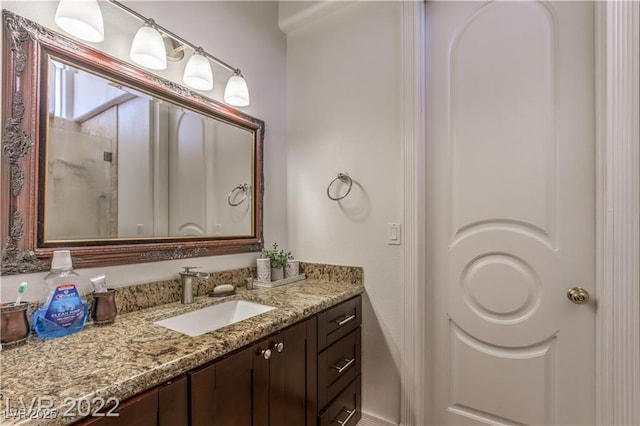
top-left (261, 348), bottom-right (272, 360)
top-left (273, 342), bottom-right (284, 353)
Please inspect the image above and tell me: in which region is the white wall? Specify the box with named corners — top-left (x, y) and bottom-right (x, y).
top-left (212, 123), bottom-right (253, 236)
top-left (0, 1), bottom-right (287, 299)
top-left (283, 2), bottom-right (403, 424)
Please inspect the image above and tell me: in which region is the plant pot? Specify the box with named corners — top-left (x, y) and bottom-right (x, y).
top-left (271, 267), bottom-right (284, 281)
top-left (257, 258), bottom-right (271, 282)
top-left (285, 260), bottom-right (299, 278)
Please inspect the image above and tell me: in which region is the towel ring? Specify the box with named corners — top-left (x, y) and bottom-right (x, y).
top-left (327, 173), bottom-right (353, 201)
top-left (228, 184), bottom-right (249, 206)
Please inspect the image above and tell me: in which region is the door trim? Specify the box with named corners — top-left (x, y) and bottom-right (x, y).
top-left (400, 1), bottom-right (427, 425)
top-left (403, 1), bottom-right (640, 425)
top-left (595, 2), bottom-right (640, 425)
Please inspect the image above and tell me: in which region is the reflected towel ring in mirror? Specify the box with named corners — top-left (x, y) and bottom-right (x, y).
top-left (228, 184), bottom-right (250, 206)
top-left (327, 173), bottom-right (353, 201)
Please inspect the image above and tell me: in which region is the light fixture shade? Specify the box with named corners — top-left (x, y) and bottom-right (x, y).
top-left (183, 53), bottom-right (213, 91)
top-left (55, 0), bottom-right (104, 43)
top-left (224, 74), bottom-right (250, 107)
top-left (129, 25), bottom-right (167, 70)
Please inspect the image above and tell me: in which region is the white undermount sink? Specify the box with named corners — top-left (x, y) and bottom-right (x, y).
top-left (154, 300), bottom-right (276, 337)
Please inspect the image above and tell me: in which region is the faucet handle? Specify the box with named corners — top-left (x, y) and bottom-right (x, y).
top-left (181, 266), bottom-right (199, 274)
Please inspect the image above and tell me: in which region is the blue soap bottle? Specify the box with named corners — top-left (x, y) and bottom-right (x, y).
top-left (33, 250), bottom-right (88, 339)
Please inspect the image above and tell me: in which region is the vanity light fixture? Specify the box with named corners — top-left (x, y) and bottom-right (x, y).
top-left (53, 0), bottom-right (251, 107)
top-left (183, 48), bottom-right (214, 91)
top-left (109, 0), bottom-right (250, 106)
top-left (129, 21), bottom-right (167, 71)
top-left (54, 0), bottom-right (104, 43)
top-left (224, 72), bottom-right (251, 107)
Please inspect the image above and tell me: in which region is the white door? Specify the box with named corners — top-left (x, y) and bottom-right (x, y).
top-left (168, 108), bottom-right (216, 237)
top-left (426, 1), bottom-right (595, 425)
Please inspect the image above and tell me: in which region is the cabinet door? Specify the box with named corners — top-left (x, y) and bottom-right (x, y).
top-left (158, 376), bottom-right (187, 426)
top-left (253, 336), bottom-right (274, 426)
top-left (190, 347), bottom-right (254, 426)
top-left (74, 376), bottom-right (187, 426)
top-left (253, 319), bottom-right (314, 426)
top-left (306, 316), bottom-right (318, 426)
top-left (78, 388), bottom-right (158, 426)
top-left (279, 320), bottom-right (308, 426)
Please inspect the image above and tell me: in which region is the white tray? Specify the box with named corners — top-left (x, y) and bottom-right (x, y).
top-left (254, 274), bottom-right (306, 288)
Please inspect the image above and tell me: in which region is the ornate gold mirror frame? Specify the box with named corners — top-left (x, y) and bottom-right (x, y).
top-left (1, 11), bottom-right (264, 275)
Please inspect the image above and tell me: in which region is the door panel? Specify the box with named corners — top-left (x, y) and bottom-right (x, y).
top-left (426, 1), bottom-right (595, 424)
top-left (449, 323), bottom-right (556, 425)
top-left (450, 1), bottom-right (556, 242)
top-left (168, 108), bottom-right (215, 236)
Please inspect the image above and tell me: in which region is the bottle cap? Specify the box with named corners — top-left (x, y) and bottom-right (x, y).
top-left (51, 250), bottom-right (73, 270)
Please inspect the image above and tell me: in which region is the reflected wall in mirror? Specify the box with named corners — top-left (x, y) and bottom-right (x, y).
top-left (1, 11), bottom-right (264, 275)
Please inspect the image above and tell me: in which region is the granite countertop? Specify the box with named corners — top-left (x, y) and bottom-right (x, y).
top-left (0, 276), bottom-right (364, 425)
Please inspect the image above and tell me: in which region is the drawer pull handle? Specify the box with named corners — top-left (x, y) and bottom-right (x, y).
top-left (335, 314), bottom-right (356, 327)
top-left (333, 358), bottom-right (355, 374)
top-left (335, 408), bottom-right (356, 425)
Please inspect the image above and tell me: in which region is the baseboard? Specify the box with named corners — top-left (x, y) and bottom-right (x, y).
top-left (357, 411), bottom-right (398, 426)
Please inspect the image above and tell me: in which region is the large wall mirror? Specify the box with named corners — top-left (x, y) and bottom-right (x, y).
top-left (1, 11), bottom-right (264, 274)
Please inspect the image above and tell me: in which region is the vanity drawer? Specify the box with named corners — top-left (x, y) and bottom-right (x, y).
top-left (318, 376), bottom-right (361, 426)
top-left (317, 328), bottom-right (361, 409)
top-left (317, 296), bottom-right (361, 352)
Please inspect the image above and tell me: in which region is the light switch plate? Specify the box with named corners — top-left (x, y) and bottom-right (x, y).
top-left (388, 223), bottom-right (401, 245)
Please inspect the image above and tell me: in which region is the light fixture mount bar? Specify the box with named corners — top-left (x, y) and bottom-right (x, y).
top-left (106, 0), bottom-right (239, 74)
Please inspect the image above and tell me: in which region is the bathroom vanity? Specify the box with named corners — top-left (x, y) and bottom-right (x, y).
top-left (0, 271), bottom-right (363, 426)
top-left (188, 295), bottom-right (361, 426)
top-left (83, 295), bottom-right (362, 426)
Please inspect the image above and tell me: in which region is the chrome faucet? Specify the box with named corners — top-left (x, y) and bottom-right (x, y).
top-left (179, 266), bottom-right (210, 304)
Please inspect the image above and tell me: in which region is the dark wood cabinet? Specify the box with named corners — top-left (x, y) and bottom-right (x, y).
top-left (76, 376), bottom-right (187, 426)
top-left (315, 296), bottom-right (362, 426)
top-left (190, 346), bottom-right (254, 426)
top-left (190, 318), bottom-right (315, 426)
top-left (317, 328), bottom-right (361, 409)
top-left (79, 388), bottom-right (158, 426)
top-left (158, 376), bottom-right (189, 426)
top-left (317, 296), bottom-right (361, 352)
top-left (75, 296), bottom-right (361, 426)
top-left (253, 320), bottom-right (311, 426)
top-left (319, 377), bottom-right (361, 426)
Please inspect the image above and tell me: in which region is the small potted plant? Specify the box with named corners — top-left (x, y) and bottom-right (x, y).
top-left (262, 243), bottom-right (291, 281)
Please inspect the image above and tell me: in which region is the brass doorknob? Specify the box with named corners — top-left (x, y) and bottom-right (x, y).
top-left (567, 287), bottom-right (590, 304)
